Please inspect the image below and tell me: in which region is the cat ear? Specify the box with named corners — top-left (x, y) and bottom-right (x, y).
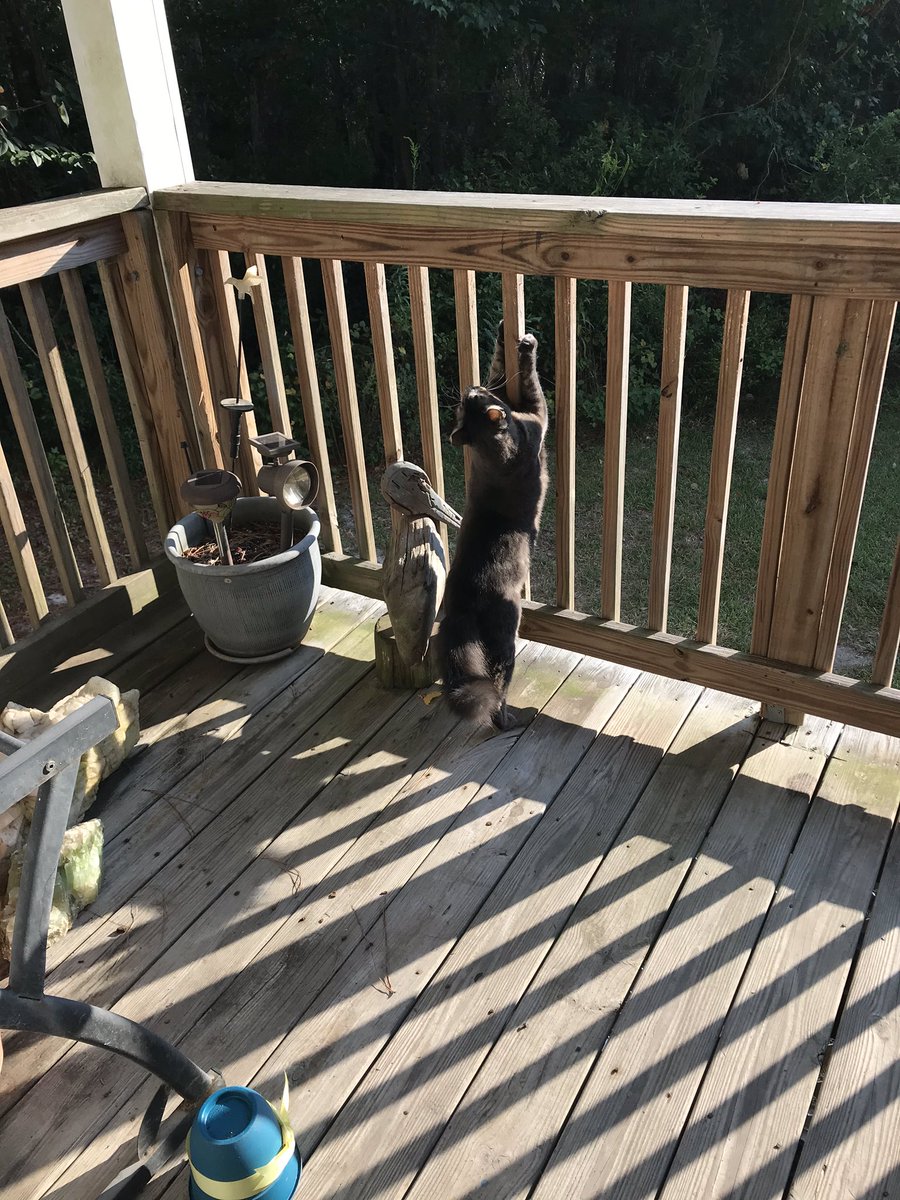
top-left (450, 423), bottom-right (468, 446)
top-left (485, 404), bottom-right (506, 423)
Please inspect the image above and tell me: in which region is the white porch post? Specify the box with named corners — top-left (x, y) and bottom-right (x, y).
top-left (61, 0), bottom-right (193, 191)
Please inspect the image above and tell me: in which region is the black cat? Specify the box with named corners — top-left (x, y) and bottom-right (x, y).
top-left (439, 323), bottom-right (549, 729)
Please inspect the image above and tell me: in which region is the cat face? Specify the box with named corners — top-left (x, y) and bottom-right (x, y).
top-left (450, 387), bottom-right (511, 449)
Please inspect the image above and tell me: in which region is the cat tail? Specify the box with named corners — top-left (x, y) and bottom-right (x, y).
top-left (446, 676), bottom-right (502, 725)
top-left (441, 632), bottom-right (501, 726)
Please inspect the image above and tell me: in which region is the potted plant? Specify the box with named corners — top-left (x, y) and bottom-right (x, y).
top-left (165, 270), bottom-right (322, 662)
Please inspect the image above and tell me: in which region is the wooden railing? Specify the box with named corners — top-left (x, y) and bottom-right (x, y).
top-left (0, 188), bottom-right (199, 643)
top-left (3, 182), bottom-right (898, 737)
top-left (146, 182), bottom-right (900, 736)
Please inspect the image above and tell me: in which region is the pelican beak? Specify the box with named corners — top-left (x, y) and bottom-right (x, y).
top-left (425, 486), bottom-right (462, 529)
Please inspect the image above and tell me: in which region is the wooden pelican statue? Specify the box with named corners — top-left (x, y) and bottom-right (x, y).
top-left (376, 461), bottom-right (462, 687)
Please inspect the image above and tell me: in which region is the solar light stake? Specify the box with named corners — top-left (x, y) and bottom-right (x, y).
top-left (180, 469), bottom-right (242, 566)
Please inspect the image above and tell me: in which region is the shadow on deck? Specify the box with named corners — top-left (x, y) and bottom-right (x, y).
top-left (1, 585), bottom-right (899, 1200)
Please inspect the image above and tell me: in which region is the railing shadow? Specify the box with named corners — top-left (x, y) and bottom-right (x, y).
top-left (10, 652), bottom-right (898, 1200)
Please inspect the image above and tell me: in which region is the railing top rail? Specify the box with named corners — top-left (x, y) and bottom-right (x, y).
top-left (152, 181), bottom-right (900, 236)
top-left (0, 187), bottom-right (148, 250)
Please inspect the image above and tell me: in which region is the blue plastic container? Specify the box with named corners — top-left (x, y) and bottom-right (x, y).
top-left (188, 1085), bottom-right (301, 1200)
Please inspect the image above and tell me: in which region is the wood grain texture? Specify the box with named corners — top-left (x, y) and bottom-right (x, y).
top-left (697, 289), bottom-right (749, 644)
top-left (155, 181), bottom-right (900, 227)
top-left (531, 716), bottom-right (837, 1200)
top-left (452, 268), bottom-right (479, 390)
top-left (0, 561), bottom-right (180, 710)
top-left (181, 211), bottom-right (900, 297)
top-left (115, 211), bottom-right (208, 518)
top-left (518, 603), bottom-right (900, 736)
top-left (96, 258), bottom-right (176, 535)
top-left (6, 586), bottom-right (900, 1200)
top-left (170, 646), bottom-right (577, 1195)
top-left (407, 265), bottom-right (447, 557)
top-left (502, 272), bottom-right (525, 403)
top-left (296, 655), bottom-right (639, 1200)
top-left (751, 293), bottom-right (814, 657)
top-left (20, 277), bottom-right (117, 586)
top-left (322, 558), bottom-right (900, 735)
top-left (0, 187), bottom-right (146, 246)
top-left (658, 724), bottom-right (900, 1200)
top-left (0, 218), bottom-right (127, 289)
top-left (387, 672), bottom-right (705, 1200)
top-left (156, 180), bottom-right (900, 230)
top-left (0, 661), bottom-right (409, 1200)
top-left (243, 250), bottom-right (292, 436)
top-left (502, 271), bottom-right (529, 596)
top-left (814, 299), bottom-right (896, 671)
top-left (0, 433), bottom-right (47, 626)
top-left (555, 275), bottom-right (577, 608)
top-left (788, 729), bottom-right (900, 1200)
top-left (648, 285), bottom-right (689, 632)
top-left (872, 539), bottom-right (900, 689)
top-left (452, 268), bottom-right (479, 485)
top-left (281, 256), bottom-right (342, 552)
top-left (601, 279), bottom-right (631, 621)
top-left (0, 594), bottom-right (13, 647)
top-left (193, 247), bottom-right (260, 489)
top-left (155, 182), bottom-right (900, 295)
top-left (767, 297), bottom-right (872, 667)
top-left (364, 261), bottom-right (403, 464)
top-left (321, 258), bottom-right (377, 560)
top-left (2, 594), bottom-right (375, 1015)
top-left (151, 208), bottom-right (222, 471)
top-left (0, 297), bottom-right (82, 603)
top-left (60, 268), bottom-right (148, 568)
top-left (52, 643), bottom-right (567, 1200)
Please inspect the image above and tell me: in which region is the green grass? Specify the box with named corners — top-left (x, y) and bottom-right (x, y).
top-left (359, 392), bottom-right (900, 684)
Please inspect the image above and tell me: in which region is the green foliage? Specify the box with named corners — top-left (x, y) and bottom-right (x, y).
top-left (4, 0), bottom-right (900, 445)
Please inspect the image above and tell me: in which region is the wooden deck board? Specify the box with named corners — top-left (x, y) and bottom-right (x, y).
top-left (1, 589), bottom-right (898, 1200)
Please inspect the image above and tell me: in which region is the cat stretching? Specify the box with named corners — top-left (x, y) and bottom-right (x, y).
top-left (439, 322), bottom-right (549, 730)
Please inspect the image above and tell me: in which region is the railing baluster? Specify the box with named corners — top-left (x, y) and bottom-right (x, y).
top-left (408, 265), bottom-right (447, 556)
top-left (501, 272), bottom-right (525, 403)
top-left (407, 266), bottom-right (444, 492)
top-left (453, 270), bottom-right (480, 391)
top-left (647, 284), bottom-right (689, 632)
top-left (751, 293), bottom-right (813, 657)
top-left (501, 271), bottom-right (529, 597)
top-left (601, 280), bottom-right (631, 622)
top-left (815, 300), bottom-right (896, 670)
top-left (282, 256), bottom-right (342, 554)
top-left (20, 279), bottom-right (117, 586)
top-left (697, 289), bottom-right (750, 644)
top-left (151, 209), bottom-right (221, 472)
top-left (96, 259), bottom-right (174, 537)
top-left (60, 268), bottom-right (149, 569)
top-left (0, 594), bottom-right (13, 647)
top-left (766, 297), bottom-right (874, 669)
top-left (0, 297), bottom-right (82, 603)
top-left (321, 258), bottom-right (377, 562)
top-left (0, 433), bottom-right (47, 627)
top-left (243, 251), bottom-right (292, 439)
top-left (193, 248), bottom-right (260, 491)
top-left (555, 276), bottom-right (577, 609)
top-left (364, 262), bottom-right (403, 465)
top-left (873, 538), bottom-right (900, 688)
top-left (453, 269), bottom-right (479, 486)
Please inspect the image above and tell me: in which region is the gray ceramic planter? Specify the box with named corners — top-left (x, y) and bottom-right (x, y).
top-left (165, 497), bottom-right (321, 661)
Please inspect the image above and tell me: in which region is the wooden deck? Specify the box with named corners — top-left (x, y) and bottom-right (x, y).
top-left (2, 585), bottom-right (899, 1200)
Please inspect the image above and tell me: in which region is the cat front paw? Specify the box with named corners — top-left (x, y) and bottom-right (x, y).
top-left (518, 333), bottom-right (537, 358)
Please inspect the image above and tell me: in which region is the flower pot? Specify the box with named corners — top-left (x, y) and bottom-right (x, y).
top-left (166, 497), bottom-right (321, 662)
